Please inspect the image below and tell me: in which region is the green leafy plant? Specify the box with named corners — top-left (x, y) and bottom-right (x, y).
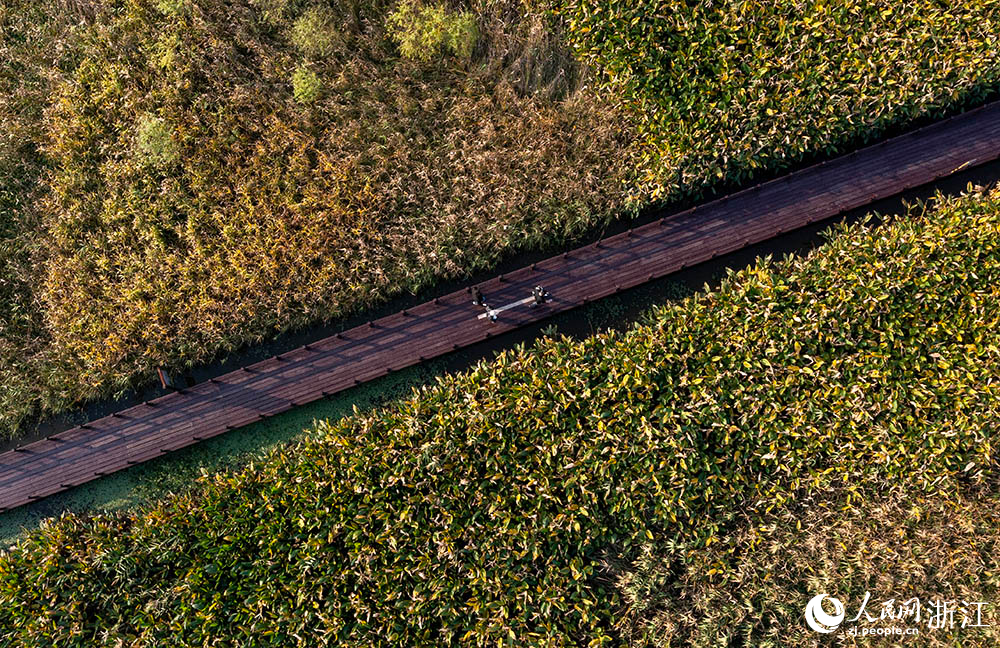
top-left (1, 188), bottom-right (998, 645)
top-left (155, 0), bottom-right (186, 16)
top-left (291, 6), bottom-right (340, 57)
top-left (135, 114), bottom-right (179, 166)
top-left (550, 0), bottom-right (1000, 202)
top-left (291, 64), bottom-right (322, 103)
top-left (387, 0), bottom-right (478, 62)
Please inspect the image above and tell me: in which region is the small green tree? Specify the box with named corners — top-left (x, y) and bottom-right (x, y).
top-left (155, 0), bottom-right (186, 17)
top-left (135, 115), bottom-right (179, 166)
top-left (292, 65), bottom-right (322, 103)
top-left (291, 6), bottom-right (340, 58)
top-left (387, 0), bottom-right (478, 63)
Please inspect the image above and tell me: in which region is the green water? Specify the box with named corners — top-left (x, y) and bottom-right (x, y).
top-left (0, 282), bottom-right (693, 548)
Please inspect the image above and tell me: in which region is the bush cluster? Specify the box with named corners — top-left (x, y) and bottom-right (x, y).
top-left (388, 0), bottom-right (479, 62)
top-left (550, 0), bottom-right (1000, 200)
top-left (135, 115), bottom-right (180, 166)
top-left (291, 64), bottom-right (322, 103)
top-left (291, 6), bottom-right (340, 57)
top-left (4, 0), bottom-right (1000, 444)
top-left (0, 188), bottom-right (997, 645)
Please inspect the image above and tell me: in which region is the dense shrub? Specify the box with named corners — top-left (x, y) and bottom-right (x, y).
top-left (388, 0), bottom-right (479, 62)
top-left (290, 6), bottom-right (340, 57)
top-left (551, 0), bottom-right (1000, 200)
top-left (0, 188), bottom-right (997, 645)
top-left (135, 114), bottom-right (179, 166)
top-left (291, 64), bottom-right (322, 102)
top-left (155, 0), bottom-right (187, 17)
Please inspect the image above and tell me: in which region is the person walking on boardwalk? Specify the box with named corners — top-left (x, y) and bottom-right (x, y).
top-left (532, 285), bottom-right (550, 306)
top-left (471, 285), bottom-right (497, 321)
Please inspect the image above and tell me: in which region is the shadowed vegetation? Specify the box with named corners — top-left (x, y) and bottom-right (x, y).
top-left (613, 489), bottom-right (1000, 646)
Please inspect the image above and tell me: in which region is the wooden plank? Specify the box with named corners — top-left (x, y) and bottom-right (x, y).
top-left (2, 100), bottom-right (1000, 512)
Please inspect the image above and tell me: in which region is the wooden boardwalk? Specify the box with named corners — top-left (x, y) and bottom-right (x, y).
top-left (2, 102), bottom-right (1000, 512)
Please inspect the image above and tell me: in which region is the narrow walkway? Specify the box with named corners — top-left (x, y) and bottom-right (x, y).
top-left (2, 102), bottom-right (1000, 512)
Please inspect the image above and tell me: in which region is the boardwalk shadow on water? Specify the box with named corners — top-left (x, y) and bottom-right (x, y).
top-left (0, 361), bottom-right (441, 546)
top-left (0, 281), bottom-right (684, 547)
top-left (3, 136), bottom-right (1000, 549)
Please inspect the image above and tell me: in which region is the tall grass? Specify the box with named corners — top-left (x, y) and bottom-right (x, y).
top-left (552, 0), bottom-right (1000, 201)
top-left (0, 0), bottom-right (622, 438)
top-left (0, 187), bottom-right (997, 645)
top-left (3, 0), bottom-right (1000, 441)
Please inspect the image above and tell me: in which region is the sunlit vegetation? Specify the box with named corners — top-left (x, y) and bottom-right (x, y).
top-left (2, 0), bottom-right (1000, 439)
top-left (388, 0), bottom-right (479, 62)
top-left (135, 115), bottom-right (180, 166)
top-left (291, 64), bottom-right (323, 103)
top-left (553, 0), bottom-right (1000, 199)
top-left (290, 6), bottom-right (342, 57)
top-left (0, 0), bottom-right (623, 436)
top-left (1, 188), bottom-right (997, 645)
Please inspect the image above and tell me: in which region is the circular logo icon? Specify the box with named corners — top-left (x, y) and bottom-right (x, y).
top-left (805, 594), bottom-right (845, 633)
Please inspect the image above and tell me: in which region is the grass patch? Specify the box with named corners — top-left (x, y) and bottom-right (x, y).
top-left (552, 0), bottom-right (1000, 200)
top-left (613, 489), bottom-right (1000, 646)
top-left (0, 187), bottom-right (997, 645)
top-left (3, 0), bottom-right (1000, 444)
